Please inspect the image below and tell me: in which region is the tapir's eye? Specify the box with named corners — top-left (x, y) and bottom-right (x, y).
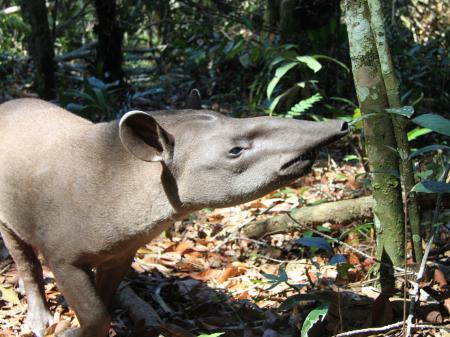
top-left (228, 146), bottom-right (244, 158)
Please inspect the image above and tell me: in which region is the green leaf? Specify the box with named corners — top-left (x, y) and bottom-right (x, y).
top-left (301, 305), bottom-right (329, 337)
top-left (198, 333), bottom-right (225, 337)
top-left (267, 92), bottom-right (287, 115)
top-left (385, 106), bottom-right (414, 118)
top-left (286, 93), bottom-right (322, 117)
top-left (278, 267), bottom-right (288, 282)
top-left (407, 127), bottom-right (432, 141)
top-left (412, 114), bottom-right (450, 137)
top-left (267, 61), bottom-right (297, 99)
top-left (261, 272), bottom-right (280, 282)
top-left (408, 145), bottom-right (450, 160)
top-left (412, 181), bottom-right (450, 193)
top-left (416, 170), bottom-right (433, 179)
top-left (296, 56), bottom-right (322, 73)
top-left (348, 112), bottom-right (379, 126)
top-left (343, 154), bottom-right (359, 162)
top-left (295, 237), bottom-right (332, 252)
top-left (313, 54), bottom-right (350, 72)
top-left (330, 97), bottom-right (358, 108)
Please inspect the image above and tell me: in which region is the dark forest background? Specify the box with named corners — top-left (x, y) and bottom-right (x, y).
top-left (0, 0), bottom-right (448, 123)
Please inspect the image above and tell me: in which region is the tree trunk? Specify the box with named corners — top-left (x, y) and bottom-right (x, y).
top-left (367, 0), bottom-right (422, 263)
top-left (20, 0), bottom-right (55, 100)
top-left (344, 0), bottom-right (405, 292)
top-left (94, 0), bottom-right (124, 84)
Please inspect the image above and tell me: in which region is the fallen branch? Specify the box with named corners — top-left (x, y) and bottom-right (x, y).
top-left (55, 41), bottom-right (97, 62)
top-left (116, 283), bottom-right (161, 329)
top-left (242, 196), bottom-right (373, 238)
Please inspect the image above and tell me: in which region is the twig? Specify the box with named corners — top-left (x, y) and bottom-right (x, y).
top-left (213, 205), bottom-right (275, 252)
top-left (154, 282), bottom-right (173, 314)
top-left (334, 321), bottom-right (450, 337)
top-left (287, 214), bottom-right (412, 275)
top-left (406, 162), bottom-right (450, 337)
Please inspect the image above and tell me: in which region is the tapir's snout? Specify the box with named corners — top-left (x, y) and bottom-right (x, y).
top-left (278, 119), bottom-right (349, 177)
top-left (307, 119), bottom-right (349, 149)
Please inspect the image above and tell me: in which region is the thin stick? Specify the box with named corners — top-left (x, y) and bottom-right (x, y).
top-left (287, 213), bottom-right (412, 275)
top-left (406, 162), bottom-right (450, 337)
top-left (334, 321), bottom-right (450, 337)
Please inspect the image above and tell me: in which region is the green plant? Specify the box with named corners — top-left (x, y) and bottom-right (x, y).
top-left (265, 54), bottom-right (349, 119)
top-left (59, 77), bottom-right (122, 121)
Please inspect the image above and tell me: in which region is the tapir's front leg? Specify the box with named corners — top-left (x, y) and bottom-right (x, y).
top-left (50, 263), bottom-right (110, 337)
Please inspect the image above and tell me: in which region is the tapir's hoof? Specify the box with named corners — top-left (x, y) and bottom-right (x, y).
top-left (26, 309), bottom-right (53, 337)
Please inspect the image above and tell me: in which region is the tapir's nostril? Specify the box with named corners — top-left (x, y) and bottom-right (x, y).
top-left (340, 121), bottom-right (349, 133)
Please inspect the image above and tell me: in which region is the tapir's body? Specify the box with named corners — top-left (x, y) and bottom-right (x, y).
top-left (0, 98), bottom-right (347, 337)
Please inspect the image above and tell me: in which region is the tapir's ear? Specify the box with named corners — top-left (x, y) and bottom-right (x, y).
top-left (186, 89), bottom-right (202, 109)
top-left (119, 111), bottom-right (174, 162)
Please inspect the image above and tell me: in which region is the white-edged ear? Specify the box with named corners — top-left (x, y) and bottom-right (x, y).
top-left (186, 89), bottom-right (202, 109)
top-left (119, 110), bottom-right (174, 162)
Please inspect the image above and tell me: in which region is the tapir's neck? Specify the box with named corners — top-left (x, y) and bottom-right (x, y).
top-left (90, 121), bottom-right (191, 240)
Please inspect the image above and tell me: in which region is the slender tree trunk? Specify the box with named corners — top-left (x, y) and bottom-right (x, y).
top-left (367, 0), bottom-right (422, 263)
top-left (94, 0), bottom-right (124, 84)
top-left (344, 0), bottom-right (405, 292)
top-left (20, 0), bottom-right (55, 100)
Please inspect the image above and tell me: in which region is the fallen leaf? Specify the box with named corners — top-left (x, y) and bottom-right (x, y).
top-left (0, 285), bottom-right (19, 305)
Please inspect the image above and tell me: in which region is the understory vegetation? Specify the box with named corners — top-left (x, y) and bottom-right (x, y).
top-left (0, 0), bottom-right (449, 336)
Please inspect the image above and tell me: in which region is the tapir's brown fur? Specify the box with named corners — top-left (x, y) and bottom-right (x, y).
top-left (0, 97), bottom-right (347, 336)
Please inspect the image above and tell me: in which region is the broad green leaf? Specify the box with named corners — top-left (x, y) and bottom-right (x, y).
top-left (343, 154), bottom-right (359, 162)
top-left (278, 267), bottom-right (288, 282)
top-left (408, 145), bottom-right (450, 160)
top-left (0, 285), bottom-right (20, 304)
top-left (313, 54), bottom-right (350, 72)
top-left (348, 112), bottom-right (379, 126)
top-left (198, 333), bottom-right (225, 337)
top-left (301, 305), bottom-right (329, 337)
top-left (412, 114), bottom-right (450, 137)
top-left (267, 92), bottom-right (287, 115)
top-left (407, 127), bottom-right (432, 141)
top-left (412, 181), bottom-right (450, 193)
top-left (330, 97), bottom-right (358, 108)
top-left (416, 170), bottom-right (433, 179)
top-left (385, 105), bottom-right (414, 118)
top-left (295, 237), bottom-right (332, 252)
top-left (329, 254), bottom-right (347, 265)
top-left (261, 272), bottom-right (280, 282)
top-left (267, 61), bottom-right (297, 99)
top-left (296, 56), bottom-right (322, 73)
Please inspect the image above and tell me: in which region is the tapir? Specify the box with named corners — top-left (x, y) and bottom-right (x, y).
top-left (0, 95), bottom-right (348, 337)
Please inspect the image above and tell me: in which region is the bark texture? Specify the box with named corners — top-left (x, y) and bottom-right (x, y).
top-left (345, 0), bottom-right (405, 291)
top-left (367, 0), bottom-right (422, 263)
top-left (94, 0), bottom-right (124, 84)
top-left (20, 0), bottom-right (55, 100)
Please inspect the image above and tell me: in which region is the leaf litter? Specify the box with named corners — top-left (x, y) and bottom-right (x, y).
top-left (1, 152), bottom-right (450, 336)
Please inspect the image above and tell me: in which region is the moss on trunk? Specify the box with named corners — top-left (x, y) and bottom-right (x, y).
top-left (345, 0), bottom-right (405, 291)
top-left (367, 0), bottom-right (422, 263)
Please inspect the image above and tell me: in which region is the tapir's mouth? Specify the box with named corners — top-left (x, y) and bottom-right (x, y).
top-left (280, 150), bottom-right (316, 171)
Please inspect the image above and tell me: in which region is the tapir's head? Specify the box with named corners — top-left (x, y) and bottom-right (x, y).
top-left (119, 107), bottom-right (348, 210)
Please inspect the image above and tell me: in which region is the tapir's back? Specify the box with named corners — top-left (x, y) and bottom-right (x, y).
top-left (0, 99), bottom-right (96, 243)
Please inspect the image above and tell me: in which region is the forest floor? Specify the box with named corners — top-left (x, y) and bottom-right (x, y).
top-left (1, 149), bottom-right (449, 337)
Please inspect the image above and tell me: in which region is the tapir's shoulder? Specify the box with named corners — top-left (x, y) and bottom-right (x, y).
top-left (0, 98), bottom-right (92, 127)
